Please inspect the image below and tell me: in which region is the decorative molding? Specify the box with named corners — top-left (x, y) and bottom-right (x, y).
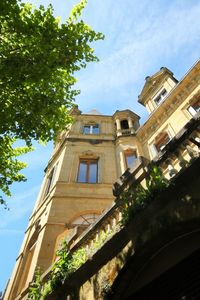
top-left (81, 150), bottom-right (95, 157)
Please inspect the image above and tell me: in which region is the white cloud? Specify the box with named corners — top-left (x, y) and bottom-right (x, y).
top-left (76, 1), bottom-right (200, 109)
top-left (21, 1), bottom-right (200, 117)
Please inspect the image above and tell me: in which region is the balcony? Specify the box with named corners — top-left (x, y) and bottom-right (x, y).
top-left (117, 128), bottom-right (135, 137)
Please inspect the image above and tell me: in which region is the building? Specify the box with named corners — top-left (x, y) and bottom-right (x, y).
top-left (4, 59), bottom-right (200, 300)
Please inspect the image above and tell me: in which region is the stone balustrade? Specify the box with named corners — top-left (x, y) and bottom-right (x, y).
top-left (153, 116), bottom-right (200, 180)
top-left (71, 202), bottom-right (122, 256)
top-left (116, 128), bottom-right (135, 137)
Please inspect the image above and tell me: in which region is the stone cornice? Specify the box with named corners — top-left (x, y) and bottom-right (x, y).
top-left (113, 109), bottom-right (140, 120)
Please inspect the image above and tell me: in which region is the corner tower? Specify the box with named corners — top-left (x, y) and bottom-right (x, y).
top-left (4, 108), bottom-right (141, 300)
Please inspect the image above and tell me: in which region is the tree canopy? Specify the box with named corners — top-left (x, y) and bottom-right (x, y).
top-left (0, 0), bottom-right (104, 207)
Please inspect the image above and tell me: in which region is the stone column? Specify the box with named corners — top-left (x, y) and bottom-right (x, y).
top-left (115, 118), bottom-right (121, 136)
top-left (128, 117), bottom-right (134, 134)
top-left (149, 143), bottom-right (158, 158)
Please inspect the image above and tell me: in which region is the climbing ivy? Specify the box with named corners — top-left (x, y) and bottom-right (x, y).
top-left (27, 230), bottom-right (114, 300)
top-left (27, 241), bottom-right (86, 299)
top-left (27, 268), bottom-right (42, 300)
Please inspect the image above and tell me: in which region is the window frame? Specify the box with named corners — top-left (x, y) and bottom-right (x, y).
top-left (153, 88), bottom-right (167, 106)
top-left (124, 149), bottom-right (137, 169)
top-left (83, 124), bottom-right (100, 135)
top-left (187, 99), bottom-right (200, 116)
top-left (77, 158), bottom-right (98, 183)
top-left (44, 163), bottom-right (58, 196)
top-left (154, 132), bottom-right (171, 152)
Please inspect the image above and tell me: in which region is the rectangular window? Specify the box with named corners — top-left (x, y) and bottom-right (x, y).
top-left (83, 124), bottom-right (99, 134)
top-left (44, 164), bottom-right (57, 196)
top-left (77, 159), bottom-right (98, 183)
top-left (125, 150), bottom-right (137, 168)
top-left (155, 132), bottom-right (170, 152)
top-left (154, 89), bottom-right (167, 106)
top-left (188, 99), bottom-right (200, 116)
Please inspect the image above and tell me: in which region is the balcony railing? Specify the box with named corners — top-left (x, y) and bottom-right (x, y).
top-left (117, 128), bottom-right (135, 137)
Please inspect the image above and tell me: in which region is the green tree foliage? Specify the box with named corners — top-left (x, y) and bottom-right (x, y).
top-left (0, 136), bottom-right (30, 208)
top-left (28, 232), bottom-right (115, 299)
top-left (120, 165), bottom-right (169, 225)
top-left (0, 0), bottom-right (104, 206)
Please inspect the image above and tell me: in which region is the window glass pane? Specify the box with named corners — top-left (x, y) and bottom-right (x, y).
top-left (83, 125), bottom-right (99, 134)
top-left (188, 106), bottom-right (197, 116)
top-left (125, 151), bottom-right (137, 168)
top-left (188, 100), bottom-right (200, 116)
top-left (126, 154), bottom-right (136, 168)
top-left (83, 126), bottom-right (91, 134)
top-left (88, 161), bottom-right (98, 183)
top-left (92, 125), bottom-right (100, 134)
top-left (77, 161), bottom-right (87, 182)
top-left (77, 213), bottom-right (99, 226)
top-left (154, 89), bottom-right (167, 105)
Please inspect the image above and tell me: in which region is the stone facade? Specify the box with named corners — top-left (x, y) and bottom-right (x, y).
top-left (4, 59), bottom-right (200, 300)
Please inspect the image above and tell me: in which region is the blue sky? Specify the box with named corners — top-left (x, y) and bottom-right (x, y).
top-left (1, 0), bottom-right (200, 292)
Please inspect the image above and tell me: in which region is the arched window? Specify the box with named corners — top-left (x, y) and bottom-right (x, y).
top-left (72, 213), bottom-right (99, 227)
top-left (69, 213), bottom-right (100, 240)
top-left (54, 213), bottom-right (100, 253)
